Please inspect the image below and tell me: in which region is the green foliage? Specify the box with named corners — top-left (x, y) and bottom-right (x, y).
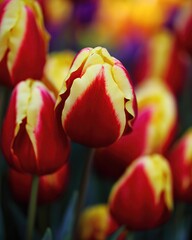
top-left (42, 228), bottom-right (52, 240)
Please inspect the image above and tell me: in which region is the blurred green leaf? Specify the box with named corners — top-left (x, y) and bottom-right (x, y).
top-left (42, 228), bottom-right (52, 240)
top-left (0, 205), bottom-right (4, 240)
top-left (56, 191), bottom-right (78, 240)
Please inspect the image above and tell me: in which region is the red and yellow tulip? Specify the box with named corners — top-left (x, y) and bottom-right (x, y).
top-left (109, 154), bottom-right (173, 230)
top-left (78, 204), bottom-right (127, 240)
top-left (1, 79), bottom-right (70, 175)
top-left (136, 81), bottom-right (177, 153)
top-left (56, 46), bottom-right (137, 147)
top-left (0, 0), bottom-right (49, 87)
top-left (133, 31), bottom-right (189, 95)
top-left (167, 128), bottom-right (192, 202)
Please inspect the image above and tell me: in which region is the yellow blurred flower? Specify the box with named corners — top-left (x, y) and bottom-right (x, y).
top-left (43, 50), bottom-right (75, 96)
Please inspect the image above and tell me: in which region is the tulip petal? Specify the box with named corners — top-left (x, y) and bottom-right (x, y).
top-left (12, 117), bottom-right (37, 173)
top-left (143, 155), bottom-right (173, 210)
top-left (70, 47), bottom-right (91, 74)
top-left (14, 80), bottom-right (43, 160)
top-left (9, 5), bottom-right (47, 83)
top-left (0, 0), bottom-right (20, 61)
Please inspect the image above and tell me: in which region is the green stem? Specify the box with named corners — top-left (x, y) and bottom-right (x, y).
top-left (126, 231), bottom-right (134, 240)
top-left (26, 175), bottom-right (39, 240)
top-left (71, 148), bottom-right (95, 240)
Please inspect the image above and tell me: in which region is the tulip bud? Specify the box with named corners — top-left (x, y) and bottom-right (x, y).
top-left (56, 46), bottom-right (137, 147)
top-left (133, 31), bottom-right (189, 95)
top-left (43, 50), bottom-right (75, 96)
top-left (9, 164), bottom-right (69, 204)
top-left (175, 3), bottom-right (192, 57)
top-left (167, 128), bottom-right (192, 202)
top-left (78, 204), bottom-right (127, 240)
top-left (1, 79), bottom-right (70, 175)
top-left (136, 81), bottom-right (177, 153)
top-left (0, 0), bottom-right (49, 87)
top-left (109, 154), bottom-right (173, 230)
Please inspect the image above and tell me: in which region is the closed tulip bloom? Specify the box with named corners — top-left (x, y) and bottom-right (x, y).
top-left (109, 154), bottom-right (173, 230)
top-left (136, 81), bottom-right (177, 153)
top-left (56, 46), bottom-right (137, 147)
top-left (133, 31), bottom-right (189, 95)
top-left (9, 164), bottom-right (69, 204)
top-left (167, 128), bottom-right (192, 202)
top-left (0, 0), bottom-right (49, 87)
top-left (175, 2), bottom-right (192, 56)
top-left (78, 204), bottom-right (127, 240)
top-left (1, 79), bottom-right (70, 175)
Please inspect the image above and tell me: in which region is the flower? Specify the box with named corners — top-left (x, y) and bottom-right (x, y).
top-left (1, 79), bottom-right (70, 175)
top-left (132, 30), bottom-right (190, 95)
top-left (78, 204), bottom-right (127, 240)
top-left (109, 154), bottom-right (173, 230)
top-left (175, 2), bottom-right (192, 57)
top-left (167, 128), bottom-right (192, 202)
top-left (8, 163), bottom-right (69, 204)
top-left (0, 0), bottom-right (49, 87)
top-left (136, 81), bottom-right (177, 153)
top-left (55, 46), bottom-right (137, 147)
top-left (43, 50), bottom-right (75, 96)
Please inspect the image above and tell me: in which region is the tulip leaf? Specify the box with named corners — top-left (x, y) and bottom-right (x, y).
top-left (42, 228), bottom-right (52, 240)
top-left (56, 191), bottom-right (78, 240)
top-left (107, 226), bottom-right (126, 240)
top-left (0, 205), bottom-right (4, 240)
top-left (7, 199), bottom-right (27, 239)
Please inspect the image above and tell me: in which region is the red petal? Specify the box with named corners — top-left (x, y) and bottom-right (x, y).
top-left (64, 69), bottom-right (121, 147)
top-left (10, 6), bottom-right (47, 85)
top-left (94, 107), bottom-right (153, 179)
top-left (34, 89), bottom-right (70, 175)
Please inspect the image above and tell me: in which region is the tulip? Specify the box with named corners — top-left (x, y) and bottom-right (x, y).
top-left (1, 79), bottom-right (70, 175)
top-left (132, 31), bottom-right (189, 95)
top-left (109, 154), bottom-right (173, 230)
top-left (56, 46), bottom-right (137, 147)
top-left (175, 3), bottom-right (192, 57)
top-left (0, 0), bottom-right (49, 87)
top-left (78, 204), bottom-right (127, 240)
top-left (43, 50), bottom-right (75, 96)
top-left (93, 81), bottom-right (177, 180)
top-left (167, 128), bottom-right (192, 202)
top-left (136, 81), bottom-right (177, 153)
top-left (8, 164), bottom-right (69, 204)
